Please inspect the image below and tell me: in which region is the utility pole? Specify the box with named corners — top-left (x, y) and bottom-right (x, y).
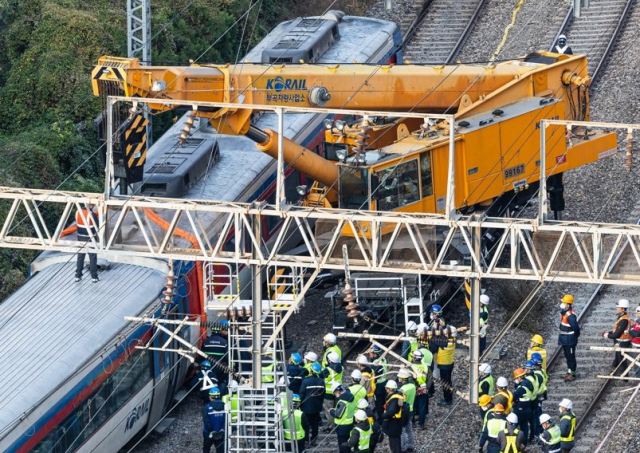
top-left (127, 0), bottom-right (153, 152)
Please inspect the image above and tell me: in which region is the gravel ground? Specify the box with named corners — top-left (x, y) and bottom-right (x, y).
top-left (131, 1), bottom-right (640, 451)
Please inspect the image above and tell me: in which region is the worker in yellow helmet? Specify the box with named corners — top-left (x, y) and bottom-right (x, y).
top-left (526, 334), bottom-right (547, 371)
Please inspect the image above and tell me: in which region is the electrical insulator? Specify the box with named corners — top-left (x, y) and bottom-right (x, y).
top-left (179, 113), bottom-right (195, 144)
top-left (623, 129), bottom-right (634, 172)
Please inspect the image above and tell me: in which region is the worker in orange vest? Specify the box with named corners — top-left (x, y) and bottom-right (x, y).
top-left (75, 204), bottom-right (99, 283)
top-left (603, 299), bottom-right (632, 369)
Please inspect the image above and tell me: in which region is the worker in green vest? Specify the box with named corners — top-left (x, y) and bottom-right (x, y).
top-left (478, 403), bottom-right (506, 453)
top-left (330, 384), bottom-right (355, 453)
top-left (283, 394), bottom-right (309, 452)
top-left (479, 363), bottom-right (495, 397)
top-left (322, 333), bottom-right (343, 366)
top-left (398, 368), bottom-right (416, 453)
top-left (539, 414), bottom-right (561, 453)
top-left (221, 380), bottom-right (239, 423)
top-left (345, 409), bottom-right (372, 452)
top-left (410, 349), bottom-right (430, 428)
top-left (348, 369), bottom-right (367, 403)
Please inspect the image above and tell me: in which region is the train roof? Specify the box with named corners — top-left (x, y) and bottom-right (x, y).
top-left (0, 258), bottom-right (167, 435)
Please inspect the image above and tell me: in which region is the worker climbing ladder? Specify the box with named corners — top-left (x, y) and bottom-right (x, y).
top-left (204, 263), bottom-right (304, 452)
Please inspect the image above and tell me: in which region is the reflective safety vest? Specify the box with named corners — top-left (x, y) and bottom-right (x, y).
top-left (502, 427), bottom-right (522, 453)
top-left (362, 369), bottom-right (376, 398)
top-left (282, 409), bottom-right (305, 440)
top-left (408, 337), bottom-right (419, 355)
top-left (614, 313), bottom-right (631, 341)
top-left (479, 374), bottom-right (495, 396)
top-left (400, 382), bottom-right (416, 411)
top-left (480, 305), bottom-right (489, 338)
top-left (75, 208), bottom-right (98, 241)
top-left (384, 393), bottom-right (404, 419)
top-left (560, 412), bottom-right (576, 442)
top-left (527, 346), bottom-right (548, 371)
top-left (411, 362), bottom-right (429, 386)
top-left (352, 425), bottom-right (372, 451)
top-left (419, 347), bottom-right (434, 368)
top-left (534, 369), bottom-right (548, 395)
top-left (560, 309), bottom-right (577, 334)
top-left (374, 357), bottom-right (388, 384)
top-left (436, 339), bottom-right (455, 366)
top-left (524, 374), bottom-right (539, 398)
top-left (349, 383), bottom-right (367, 403)
top-left (494, 389), bottom-right (513, 414)
top-left (324, 366), bottom-right (343, 394)
top-left (482, 407), bottom-right (495, 431)
top-left (222, 394), bottom-right (238, 422)
top-left (516, 382), bottom-right (534, 402)
top-left (543, 424), bottom-right (561, 449)
top-left (487, 417), bottom-right (506, 439)
top-left (262, 363), bottom-right (275, 383)
top-left (335, 398), bottom-right (355, 425)
top-left (323, 345), bottom-right (343, 367)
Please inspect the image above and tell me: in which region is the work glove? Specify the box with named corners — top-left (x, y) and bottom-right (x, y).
top-left (209, 432), bottom-right (214, 439)
top-left (602, 331), bottom-right (609, 339)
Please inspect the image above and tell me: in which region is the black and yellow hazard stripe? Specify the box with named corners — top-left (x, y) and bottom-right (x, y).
top-left (464, 278), bottom-right (471, 310)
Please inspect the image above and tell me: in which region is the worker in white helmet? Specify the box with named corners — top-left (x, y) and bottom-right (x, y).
top-left (479, 294), bottom-right (490, 355)
top-left (602, 299), bottom-right (632, 369)
top-left (554, 34), bottom-right (573, 55)
top-left (558, 399), bottom-right (576, 452)
top-left (322, 332), bottom-right (342, 367)
top-left (497, 413), bottom-right (526, 453)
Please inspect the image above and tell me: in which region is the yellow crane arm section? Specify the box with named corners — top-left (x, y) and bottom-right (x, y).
top-left (91, 53), bottom-right (590, 136)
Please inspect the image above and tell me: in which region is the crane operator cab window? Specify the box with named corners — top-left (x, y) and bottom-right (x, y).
top-left (421, 153), bottom-right (433, 197)
top-left (374, 159), bottom-right (420, 211)
top-left (339, 168), bottom-right (370, 210)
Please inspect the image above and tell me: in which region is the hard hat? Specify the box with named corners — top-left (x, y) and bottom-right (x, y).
top-left (559, 398), bottom-right (573, 410)
top-left (201, 360), bottom-right (212, 370)
top-left (328, 351), bottom-right (340, 363)
top-left (209, 387), bottom-right (221, 398)
top-left (304, 351), bottom-right (318, 362)
top-left (513, 368), bottom-right (526, 379)
top-left (493, 403), bottom-right (505, 413)
top-left (561, 294), bottom-right (574, 304)
top-left (496, 377), bottom-right (509, 388)
top-left (479, 363), bottom-right (491, 375)
top-left (357, 398), bottom-right (369, 409)
top-left (558, 34), bottom-right (567, 41)
top-left (292, 394), bottom-right (301, 403)
top-left (355, 409), bottom-right (368, 421)
top-left (229, 380), bottom-right (239, 392)
top-left (417, 322), bottom-right (428, 334)
top-left (351, 369), bottom-right (362, 380)
top-left (219, 319), bottom-right (229, 329)
top-left (331, 383), bottom-right (343, 393)
top-left (430, 304), bottom-right (443, 314)
top-left (357, 355), bottom-right (368, 365)
top-left (412, 349), bottom-right (424, 359)
top-left (480, 294), bottom-right (490, 305)
top-left (407, 321), bottom-right (418, 332)
top-left (524, 360), bottom-right (535, 370)
top-left (290, 353), bottom-right (302, 365)
top-left (531, 334), bottom-right (544, 345)
top-left (636, 305), bottom-right (640, 312)
top-left (371, 344), bottom-right (383, 355)
top-left (385, 380), bottom-right (398, 390)
top-left (478, 394), bottom-right (492, 406)
top-left (531, 352), bottom-right (543, 366)
top-left (311, 362), bottom-right (322, 374)
top-left (539, 414), bottom-right (552, 425)
top-left (506, 413), bottom-right (518, 424)
top-left (324, 333), bottom-right (337, 344)
top-left (397, 368), bottom-right (412, 379)
top-left (617, 299), bottom-right (630, 309)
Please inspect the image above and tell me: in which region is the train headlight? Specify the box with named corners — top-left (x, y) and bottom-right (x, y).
top-left (356, 153), bottom-right (366, 165)
top-left (323, 119), bottom-right (333, 129)
top-left (296, 185), bottom-right (307, 196)
top-left (335, 120), bottom-right (345, 131)
top-left (336, 148), bottom-right (347, 162)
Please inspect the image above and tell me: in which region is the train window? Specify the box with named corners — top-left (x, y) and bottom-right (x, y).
top-left (374, 159), bottom-right (420, 211)
top-left (31, 348), bottom-right (153, 453)
top-left (421, 153), bottom-right (433, 197)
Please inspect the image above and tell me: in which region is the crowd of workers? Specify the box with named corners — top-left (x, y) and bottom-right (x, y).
top-left (193, 288), bottom-right (640, 453)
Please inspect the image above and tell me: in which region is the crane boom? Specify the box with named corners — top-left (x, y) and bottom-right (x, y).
top-left (92, 52), bottom-right (591, 135)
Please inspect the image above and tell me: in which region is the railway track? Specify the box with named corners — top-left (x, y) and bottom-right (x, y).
top-left (401, 0), bottom-right (487, 64)
top-left (551, 0), bottom-right (633, 83)
top-left (545, 217), bottom-right (640, 452)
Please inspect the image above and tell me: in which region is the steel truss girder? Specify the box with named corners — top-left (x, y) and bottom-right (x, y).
top-left (2, 188), bottom-right (640, 285)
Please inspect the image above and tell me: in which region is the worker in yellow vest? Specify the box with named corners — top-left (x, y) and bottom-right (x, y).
top-left (435, 326), bottom-right (456, 407)
top-left (283, 394), bottom-right (309, 452)
top-left (526, 334), bottom-right (548, 371)
top-left (497, 413), bottom-right (526, 453)
top-left (558, 399), bottom-right (576, 453)
top-left (345, 409), bottom-right (372, 452)
top-left (322, 333), bottom-right (343, 366)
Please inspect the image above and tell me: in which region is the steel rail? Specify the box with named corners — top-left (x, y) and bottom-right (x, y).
top-left (400, 0), bottom-right (436, 52)
top-left (445, 0), bottom-right (487, 64)
top-left (591, 0), bottom-right (634, 83)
